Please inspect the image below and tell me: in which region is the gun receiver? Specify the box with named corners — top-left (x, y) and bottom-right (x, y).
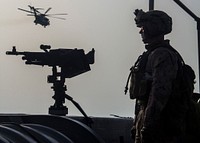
top-left (6, 45), bottom-right (95, 122)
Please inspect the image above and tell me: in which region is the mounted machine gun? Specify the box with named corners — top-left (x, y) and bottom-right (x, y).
top-left (6, 45), bottom-right (95, 124)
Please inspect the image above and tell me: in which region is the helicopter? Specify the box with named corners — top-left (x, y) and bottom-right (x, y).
top-left (18, 5), bottom-right (68, 27)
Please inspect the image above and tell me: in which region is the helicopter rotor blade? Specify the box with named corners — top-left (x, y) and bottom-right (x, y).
top-left (35, 8), bottom-right (44, 13)
top-left (28, 5), bottom-right (34, 10)
top-left (46, 13), bottom-right (68, 16)
top-left (35, 8), bottom-right (44, 10)
top-left (27, 5), bottom-right (44, 14)
top-left (47, 15), bottom-right (66, 20)
top-left (18, 8), bottom-right (34, 14)
top-left (27, 14), bottom-right (35, 16)
top-left (44, 7), bottom-right (52, 15)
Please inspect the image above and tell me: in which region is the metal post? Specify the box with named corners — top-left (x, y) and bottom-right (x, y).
top-left (173, 0), bottom-right (200, 91)
top-left (149, 0), bottom-right (154, 10)
top-left (197, 20), bottom-right (200, 91)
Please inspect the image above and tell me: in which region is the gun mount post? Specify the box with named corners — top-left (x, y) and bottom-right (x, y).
top-left (48, 66), bottom-right (68, 116)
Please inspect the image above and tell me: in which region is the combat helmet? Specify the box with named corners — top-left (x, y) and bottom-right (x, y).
top-left (134, 9), bottom-right (172, 37)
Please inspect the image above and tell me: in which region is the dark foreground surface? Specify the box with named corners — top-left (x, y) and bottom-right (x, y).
top-left (0, 114), bottom-right (134, 143)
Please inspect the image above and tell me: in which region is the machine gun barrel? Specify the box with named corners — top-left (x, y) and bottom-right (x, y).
top-left (6, 45), bottom-right (51, 56)
top-left (6, 46), bottom-right (49, 66)
top-left (6, 46), bottom-right (26, 55)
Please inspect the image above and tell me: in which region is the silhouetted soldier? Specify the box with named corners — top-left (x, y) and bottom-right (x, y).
top-left (127, 9), bottom-right (194, 143)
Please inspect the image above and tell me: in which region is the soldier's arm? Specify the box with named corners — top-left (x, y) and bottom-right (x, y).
top-left (143, 48), bottom-right (178, 128)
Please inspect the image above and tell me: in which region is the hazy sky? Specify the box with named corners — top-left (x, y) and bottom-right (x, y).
top-left (0, 0), bottom-right (200, 117)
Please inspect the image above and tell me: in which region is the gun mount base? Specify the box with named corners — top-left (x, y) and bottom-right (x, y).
top-left (49, 105), bottom-right (68, 116)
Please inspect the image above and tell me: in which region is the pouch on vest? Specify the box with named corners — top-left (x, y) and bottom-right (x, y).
top-left (124, 51), bottom-right (151, 99)
top-left (129, 70), bottom-right (152, 100)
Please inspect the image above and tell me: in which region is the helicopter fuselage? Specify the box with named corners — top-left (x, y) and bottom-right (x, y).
top-left (34, 14), bottom-right (50, 27)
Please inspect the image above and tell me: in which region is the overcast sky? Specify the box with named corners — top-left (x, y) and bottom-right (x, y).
top-left (0, 0), bottom-right (199, 117)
